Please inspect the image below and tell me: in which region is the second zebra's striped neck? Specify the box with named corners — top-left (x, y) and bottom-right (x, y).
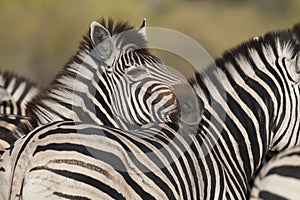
top-left (190, 24), bottom-right (300, 198)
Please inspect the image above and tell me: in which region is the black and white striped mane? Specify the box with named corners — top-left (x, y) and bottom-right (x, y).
top-left (0, 71), bottom-right (39, 149)
top-left (191, 23), bottom-right (300, 90)
top-left (228, 24), bottom-right (299, 65)
top-left (219, 25), bottom-right (300, 62)
top-left (0, 70), bottom-right (38, 115)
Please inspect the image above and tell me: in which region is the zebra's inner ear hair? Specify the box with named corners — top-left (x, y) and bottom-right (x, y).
top-left (90, 21), bottom-right (114, 61)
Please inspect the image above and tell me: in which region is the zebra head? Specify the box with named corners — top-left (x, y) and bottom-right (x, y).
top-left (24, 18), bottom-right (202, 132)
top-left (87, 19), bottom-right (202, 129)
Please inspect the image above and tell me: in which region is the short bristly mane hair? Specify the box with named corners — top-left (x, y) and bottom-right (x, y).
top-left (218, 25), bottom-right (300, 70)
top-left (193, 23), bottom-right (300, 78)
top-left (189, 23), bottom-right (300, 105)
top-left (0, 71), bottom-right (38, 94)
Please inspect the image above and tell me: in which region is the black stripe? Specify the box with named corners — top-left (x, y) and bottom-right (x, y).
top-left (11, 81), bottom-right (20, 98)
top-left (0, 127), bottom-right (18, 144)
top-left (33, 142), bottom-right (156, 200)
top-left (68, 91), bottom-right (114, 127)
top-left (267, 165), bottom-right (300, 179)
top-left (17, 83), bottom-right (32, 105)
top-left (139, 130), bottom-right (192, 199)
top-left (134, 85), bottom-right (151, 122)
top-left (31, 167), bottom-right (126, 200)
top-left (74, 72), bottom-right (114, 119)
top-left (259, 191), bottom-right (288, 200)
top-left (224, 171), bottom-right (240, 200)
top-left (104, 128), bottom-right (178, 199)
top-left (53, 192), bottom-right (91, 200)
top-left (10, 121), bottom-right (62, 195)
top-left (271, 56), bottom-right (293, 148)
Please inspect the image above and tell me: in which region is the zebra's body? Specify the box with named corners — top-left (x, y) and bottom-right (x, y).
top-left (0, 115), bottom-right (30, 149)
top-left (0, 71), bottom-right (39, 149)
top-left (19, 18), bottom-right (198, 134)
top-left (250, 145), bottom-right (300, 200)
top-left (1, 23), bottom-right (300, 199)
top-left (1, 121), bottom-right (200, 199)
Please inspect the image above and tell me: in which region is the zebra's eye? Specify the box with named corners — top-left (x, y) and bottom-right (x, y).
top-left (126, 68), bottom-right (148, 80)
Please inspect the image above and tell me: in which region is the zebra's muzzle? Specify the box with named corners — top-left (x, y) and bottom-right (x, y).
top-left (171, 83), bottom-right (203, 126)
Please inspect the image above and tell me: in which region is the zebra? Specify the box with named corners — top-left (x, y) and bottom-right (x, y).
top-left (0, 121), bottom-right (200, 199)
top-left (0, 71), bottom-right (39, 150)
top-left (18, 18), bottom-right (200, 135)
top-left (250, 145), bottom-right (300, 200)
top-left (189, 23), bottom-right (300, 198)
top-left (1, 22), bottom-right (300, 199)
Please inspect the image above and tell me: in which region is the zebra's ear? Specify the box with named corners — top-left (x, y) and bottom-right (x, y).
top-left (138, 18), bottom-right (147, 41)
top-left (90, 21), bottom-right (114, 61)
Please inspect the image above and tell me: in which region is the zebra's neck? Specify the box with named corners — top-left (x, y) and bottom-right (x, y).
top-left (26, 48), bottom-right (124, 130)
top-left (191, 34), bottom-right (300, 197)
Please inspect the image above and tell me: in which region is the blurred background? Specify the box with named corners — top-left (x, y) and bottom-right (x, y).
top-left (0, 0), bottom-right (299, 85)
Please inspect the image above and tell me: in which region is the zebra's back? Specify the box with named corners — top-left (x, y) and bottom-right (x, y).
top-left (250, 146), bottom-right (300, 200)
top-left (0, 121), bottom-right (204, 200)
